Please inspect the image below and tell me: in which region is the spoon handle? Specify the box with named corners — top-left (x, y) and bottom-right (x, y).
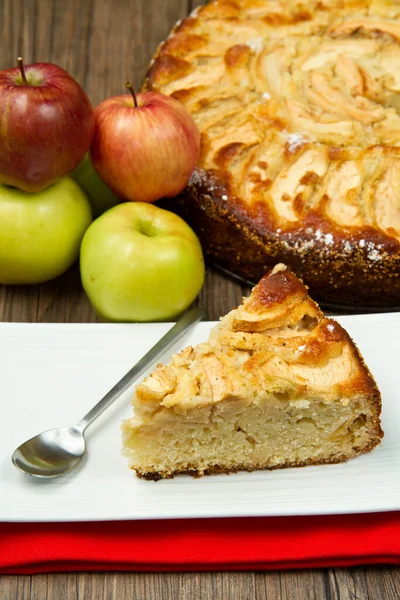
top-left (77, 307), bottom-right (205, 431)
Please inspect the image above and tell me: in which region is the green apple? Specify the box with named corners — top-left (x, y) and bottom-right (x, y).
top-left (71, 153), bottom-right (120, 217)
top-left (0, 177), bottom-right (92, 284)
top-left (80, 202), bottom-right (205, 322)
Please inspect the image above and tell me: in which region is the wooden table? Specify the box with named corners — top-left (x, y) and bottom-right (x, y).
top-left (1, 1), bottom-right (400, 597)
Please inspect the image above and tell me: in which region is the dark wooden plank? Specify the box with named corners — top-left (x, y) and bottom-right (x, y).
top-left (277, 570), bottom-right (328, 600)
top-left (329, 568), bottom-right (369, 600)
top-left (329, 567), bottom-right (400, 600)
top-left (254, 571), bottom-right (282, 599)
top-left (221, 572), bottom-right (256, 599)
top-left (3, 568), bottom-right (399, 600)
top-left (85, 0), bottom-right (190, 105)
top-left (365, 567), bottom-right (400, 599)
top-left (113, 572), bottom-right (183, 599)
top-left (86, 571), bottom-right (276, 600)
top-left (77, 572), bottom-right (116, 599)
top-left (33, 574), bottom-right (78, 600)
top-left (0, 575), bottom-right (31, 600)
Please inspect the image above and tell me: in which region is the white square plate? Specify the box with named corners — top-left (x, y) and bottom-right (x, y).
top-left (0, 315), bottom-right (398, 522)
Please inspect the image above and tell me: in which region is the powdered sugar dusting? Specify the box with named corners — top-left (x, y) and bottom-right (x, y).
top-left (281, 239), bottom-right (315, 253)
top-left (314, 229), bottom-right (334, 246)
top-left (359, 239), bottom-right (384, 261)
top-left (286, 133), bottom-right (308, 153)
top-left (278, 230), bottom-right (387, 261)
top-left (368, 248), bottom-right (382, 261)
top-left (326, 323), bottom-right (335, 332)
top-left (189, 169), bottom-right (214, 189)
top-left (189, 169), bottom-right (229, 201)
top-left (343, 241), bottom-right (352, 253)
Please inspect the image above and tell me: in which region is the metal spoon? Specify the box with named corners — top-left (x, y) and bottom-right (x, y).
top-left (12, 307), bottom-right (205, 479)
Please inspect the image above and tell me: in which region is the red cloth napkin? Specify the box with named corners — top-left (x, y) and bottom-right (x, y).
top-left (2, 512), bottom-right (400, 574)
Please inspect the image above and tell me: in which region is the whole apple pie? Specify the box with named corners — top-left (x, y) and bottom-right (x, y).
top-left (144, 0), bottom-right (400, 308)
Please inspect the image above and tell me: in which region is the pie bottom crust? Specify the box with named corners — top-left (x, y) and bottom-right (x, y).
top-left (160, 172), bottom-right (400, 309)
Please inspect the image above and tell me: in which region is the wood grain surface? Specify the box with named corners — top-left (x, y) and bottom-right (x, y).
top-left (0, 0), bottom-right (399, 598)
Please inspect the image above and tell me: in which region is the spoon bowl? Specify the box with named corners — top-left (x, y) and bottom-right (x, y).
top-left (12, 426), bottom-right (86, 478)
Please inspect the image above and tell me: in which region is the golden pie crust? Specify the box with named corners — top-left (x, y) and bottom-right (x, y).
top-left (144, 0), bottom-right (400, 308)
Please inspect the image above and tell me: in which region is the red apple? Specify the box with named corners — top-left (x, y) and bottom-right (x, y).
top-left (0, 58), bottom-right (94, 192)
top-left (90, 84), bottom-right (200, 203)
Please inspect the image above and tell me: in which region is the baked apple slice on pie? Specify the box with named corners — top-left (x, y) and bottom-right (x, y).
top-left (122, 264), bottom-right (383, 479)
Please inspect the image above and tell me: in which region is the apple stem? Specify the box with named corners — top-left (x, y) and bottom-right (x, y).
top-left (125, 81), bottom-right (138, 108)
top-left (17, 57), bottom-right (28, 85)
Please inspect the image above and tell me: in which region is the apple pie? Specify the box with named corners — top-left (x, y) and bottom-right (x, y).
top-left (121, 264), bottom-right (383, 479)
top-left (145, 0), bottom-right (400, 308)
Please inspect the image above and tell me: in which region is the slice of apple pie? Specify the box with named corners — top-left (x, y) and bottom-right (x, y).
top-left (122, 264), bottom-right (383, 479)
